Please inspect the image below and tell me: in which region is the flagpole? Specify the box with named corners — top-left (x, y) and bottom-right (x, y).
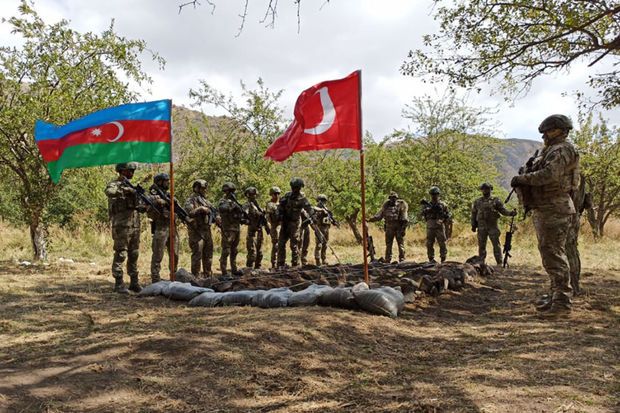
top-left (169, 101), bottom-right (176, 281)
top-left (357, 70), bottom-right (369, 285)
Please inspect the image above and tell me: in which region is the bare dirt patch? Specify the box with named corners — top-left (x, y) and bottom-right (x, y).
top-left (0, 262), bottom-right (618, 413)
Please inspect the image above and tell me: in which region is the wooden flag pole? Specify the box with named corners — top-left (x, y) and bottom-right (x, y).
top-left (357, 70), bottom-right (369, 284)
top-left (169, 161), bottom-right (176, 281)
top-left (169, 101), bottom-right (176, 281)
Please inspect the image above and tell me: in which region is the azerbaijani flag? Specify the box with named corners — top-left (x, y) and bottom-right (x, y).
top-left (35, 100), bottom-right (172, 183)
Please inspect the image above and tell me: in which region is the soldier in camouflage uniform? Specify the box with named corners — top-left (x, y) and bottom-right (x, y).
top-left (368, 192), bottom-right (409, 263)
top-left (566, 174), bottom-right (591, 295)
top-left (312, 194), bottom-right (338, 266)
top-left (185, 179), bottom-right (219, 278)
top-left (471, 183), bottom-right (517, 265)
top-left (243, 187), bottom-right (269, 269)
top-left (218, 182), bottom-right (246, 276)
top-left (422, 187), bottom-right (451, 263)
top-left (265, 186), bottom-right (281, 268)
top-left (511, 114), bottom-right (580, 314)
top-left (148, 173), bottom-right (179, 283)
top-left (277, 178), bottom-right (314, 267)
top-left (105, 162), bottom-right (145, 294)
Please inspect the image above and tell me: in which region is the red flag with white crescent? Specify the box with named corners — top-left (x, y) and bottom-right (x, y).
top-left (264, 71), bottom-right (362, 162)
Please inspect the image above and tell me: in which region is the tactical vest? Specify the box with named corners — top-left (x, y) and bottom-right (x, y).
top-left (530, 141), bottom-right (580, 208)
top-left (107, 181), bottom-right (139, 227)
top-left (474, 197), bottom-right (501, 228)
top-left (314, 206), bottom-right (331, 227)
top-left (282, 192), bottom-right (309, 221)
top-left (218, 197), bottom-right (243, 231)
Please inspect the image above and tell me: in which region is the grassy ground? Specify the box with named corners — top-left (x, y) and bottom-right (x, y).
top-left (0, 221), bottom-right (619, 412)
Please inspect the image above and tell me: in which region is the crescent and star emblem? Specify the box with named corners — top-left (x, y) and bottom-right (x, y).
top-left (304, 87), bottom-right (336, 135)
top-left (106, 121), bottom-right (125, 142)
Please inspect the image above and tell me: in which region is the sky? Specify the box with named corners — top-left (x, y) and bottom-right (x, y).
top-left (0, 0), bottom-right (617, 141)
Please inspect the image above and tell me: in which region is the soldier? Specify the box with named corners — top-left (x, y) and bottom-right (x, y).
top-left (217, 182), bottom-right (246, 276)
top-left (471, 183), bottom-right (517, 265)
top-left (368, 192), bottom-right (409, 263)
top-left (277, 178), bottom-right (314, 267)
top-left (147, 173), bottom-right (179, 283)
top-left (185, 179), bottom-right (219, 278)
top-left (313, 194), bottom-right (338, 266)
top-left (422, 186), bottom-right (451, 263)
top-left (243, 187), bottom-right (269, 269)
top-left (566, 175), bottom-right (592, 295)
top-left (265, 186), bottom-right (281, 268)
top-left (105, 162), bottom-right (145, 294)
top-left (299, 221), bottom-right (311, 266)
top-left (511, 114), bottom-right (580, 315)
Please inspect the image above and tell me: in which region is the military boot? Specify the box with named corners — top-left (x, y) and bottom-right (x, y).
top-left (315, 256), bottom-right (321, 266)
top-left (220, 263), bottom-right (228, 277)
top-left (535, 294), bottom-right (552, 311)
top-left (539, 292), bottom-right (571, 316)
top-left (113, 277), bottom-right (129, 294)
top-left (128, 274), bottom-right (142, 293)
top-left (231, 265), bottom-right (242, 277)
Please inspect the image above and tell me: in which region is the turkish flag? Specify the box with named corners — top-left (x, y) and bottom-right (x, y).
top-left (264, 71), bottom-right (362, 162)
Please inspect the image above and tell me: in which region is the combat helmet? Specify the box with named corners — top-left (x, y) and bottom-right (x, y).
top-left (290, 177), bottom-right (305, 189)
top-left (316, 194), bottom-right (328, 202)
top-left (154, 173), bottom-right (170, 184)
top-left (192, 179), bottom-right (207, 191)
top-left (115, 162), bottom-right (137, 173)
top-left (538, 114), bottom-right (573, 133)
top-left (222, 182), bottom-right (236, 192)
top-left (269, 186), bottom-right (281, 195)
top-left (479, 182), bottom-right (493, 190)
top-left (244, 186), bottom-right (258, 196)
top-left (429, 186), bottom-right (441, 195)
top-left (388, 191), bottom-right (399, 199)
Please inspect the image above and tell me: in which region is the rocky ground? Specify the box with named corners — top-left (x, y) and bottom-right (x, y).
top-left (0, 261), bottom-right (618, 413)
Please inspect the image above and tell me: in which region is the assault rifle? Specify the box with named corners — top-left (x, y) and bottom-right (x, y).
top-left (325, 208), bottom-right (340, 227)
top-left (250, 199), bottom-right (271, 235)
top-left (150, 185), bottom-right (192, 224)
top-left (363, 222), bottom-right (376, 262)
top-left (229, 193), bottom-right (251, 224)
top-left (502, 215), bottom-right (516, 268)
top-left (122, 178), bottom-right (161, 215)
top-left (505, 149), bottom-right (540, 207)
top-left (302, 210), bottom-right (340, 263)
top-left (196, 195), bottom-right (220, 228)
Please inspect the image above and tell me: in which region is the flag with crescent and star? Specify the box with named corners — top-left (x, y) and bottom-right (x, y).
top-left (264, 71), bottom-right (362, 162)
top-left (34, 100), bottom-right (172, 183)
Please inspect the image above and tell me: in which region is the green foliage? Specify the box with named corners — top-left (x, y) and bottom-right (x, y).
top-left (0, 1), bottom-right (162, 258)
top-left (573, 115), bottom-right (620, 236)
top-left (403, 1), bottom-right (620, 108)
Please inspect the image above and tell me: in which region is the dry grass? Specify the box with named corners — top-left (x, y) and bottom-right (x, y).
top-left (0, 220), bottom-right (618, 412)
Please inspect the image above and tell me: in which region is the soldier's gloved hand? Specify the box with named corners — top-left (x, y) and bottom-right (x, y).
top-left (156, 198), bottom-right (166, 207)
top-left (510, 210), bottom-right (517, 216)
top-left (510, 176), bottom-right (526, 187)
top-left (122, 186), bottom-right (136, 195)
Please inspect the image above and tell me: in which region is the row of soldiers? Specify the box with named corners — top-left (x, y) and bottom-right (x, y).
top-left (105, 162), bottom-right (516, 294)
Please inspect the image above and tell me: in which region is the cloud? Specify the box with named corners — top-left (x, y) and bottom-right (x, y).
top-left (1, 0), bottom-right (617, 140)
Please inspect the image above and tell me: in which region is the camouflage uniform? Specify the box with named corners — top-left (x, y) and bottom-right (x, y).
top-left (422, 188), bottom-right (451, 263)
top-left (185, 180), bottom-right (217, 277)
top-left (265, 187), bottom-right (281, 268)
top-left (312, 196), bottom-right (336, 266)
top-left (369, 192), bottom-right (409, 263)
top-left (105, 165), bottom-right (144, 293)
top-left (299, 223), bottom-right (311, 265)
top-left (471, 184), bottom-right (516, 265)
top-left (148, 176), bottom-right (179, 283)
top-left (243, 187), bottom-right (267, 269)
top-left (277, 178), bottom-right (314, 267)
top-left (511, 114), bottom-right (580, 313)
top-left (217, 183), bottom-right (245, 275)
top-left (566, 174), bottom-right (590, 294)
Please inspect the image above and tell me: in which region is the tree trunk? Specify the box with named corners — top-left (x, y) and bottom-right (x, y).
top-left (586, 207), bottom-right (599, 238)
top-left (29, 211), bottom-right (47, 261)
top-left (346, 210), bottom-right (363, 244)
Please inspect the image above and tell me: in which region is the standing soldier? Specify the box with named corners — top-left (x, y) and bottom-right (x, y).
top-left (471, 183), bottom-right (517, 265)
top-left (277, 178), bottom-right (314, 267)
top-left (265, 186), bottom-right (281, 268)
top-left (243, 187), bottom-right (269, 269)
top-left (148, 173), bottom-right (179, 283)
top-left (217, 182), bottom-right (245, 276)
top-left (313, 194), bottom-right (338, 266)
top-left (105, 162), bottom-right (145, 294)
top-left (299, 221), bottom-right (311, 265)
top-left (185, 179), bottom-right (219, 278)
top-left (368, 192), bottom-right (409, 263)
top-left (511, 114), bottom-right (580, 315)
top-left (422, 186), bottom-right (451, 263)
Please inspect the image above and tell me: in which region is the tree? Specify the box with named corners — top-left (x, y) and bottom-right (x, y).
top-left (402, 1), bottom-right (620, 108)
top-left (573, 114), bottom-right (620, 237)
top-left (0, 1), bottom-right (162, 259)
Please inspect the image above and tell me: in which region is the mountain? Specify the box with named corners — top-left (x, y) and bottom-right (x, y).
top-left (495, 138), bottom-right (542, 190)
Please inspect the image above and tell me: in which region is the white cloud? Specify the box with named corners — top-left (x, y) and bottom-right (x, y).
top-left (0, 0), bottom-right (617, 140)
